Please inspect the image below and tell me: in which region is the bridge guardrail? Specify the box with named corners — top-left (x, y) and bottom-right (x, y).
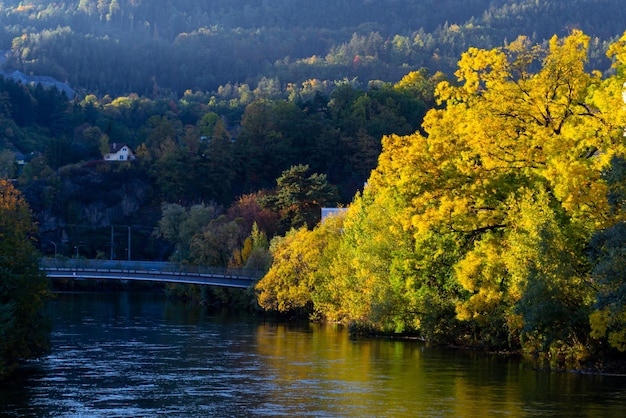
top-left (40, 258), bottom-right (264, 280)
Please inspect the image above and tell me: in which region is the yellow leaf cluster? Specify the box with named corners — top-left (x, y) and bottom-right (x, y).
top-left (384, 30), bottom-right (626, 245)
top-left (455, 234), bottom-right (508, 324)
top-left (590, 308), bottom-right (626, 352)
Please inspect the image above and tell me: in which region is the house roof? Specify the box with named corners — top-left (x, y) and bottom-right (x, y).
top-left (108, 143), bottom-right (132, 153)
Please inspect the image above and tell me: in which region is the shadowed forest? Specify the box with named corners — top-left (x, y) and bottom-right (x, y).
top-left (1, 0), bottom-right (625, 96)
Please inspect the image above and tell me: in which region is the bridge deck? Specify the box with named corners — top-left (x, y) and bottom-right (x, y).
top-left (41, 259), bottom-right (262, 289)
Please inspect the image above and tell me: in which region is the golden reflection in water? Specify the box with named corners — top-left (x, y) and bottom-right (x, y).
top-left (253, 321), bottom-right (622, 417)
top-left (254, 321), bottom-right (444, 416)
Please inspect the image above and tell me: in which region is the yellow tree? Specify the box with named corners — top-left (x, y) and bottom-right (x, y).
top-left (317, 130), bottom-right (468, 338)
top-left (353, 30), bottom-right (626, 354)
top-left (0, 180), bottom-right (50, 380)
top-left (323, 188), bottom-right (420, 333)
top-left (255, 214), bottom-right (344, 316)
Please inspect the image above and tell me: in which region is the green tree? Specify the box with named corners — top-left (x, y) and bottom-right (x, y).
top-left (0, 180), bottom-right (50, 380)
top-left (154, 202), bottom-right (218, 262)
top-left (242, 222), bottom-right (272, 271)
top-left (262, 164), bottom-right (339, 231)
top-left (189, 215), bottom-right (244, 267)
top-left (504, 189), bottom-right (591, 361)
top-left (195, 123), bottom-right (236, 204)
top-left (234, 100), bottom-right (295, 191)
top-left (588, 157), bottom-right (626, 352)
top-left (0, 150), bottom-right (16, 179)
top-left (197, 112), bottom-right (220, 137)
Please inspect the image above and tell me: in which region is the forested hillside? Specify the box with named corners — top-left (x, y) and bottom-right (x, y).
top-left (1, 1), bottom-right (625, 96)
top-left (0, 63), bottom-right (437, 261)
top-left (0, 0), bottom-right (625, 271)
top-left (3, 1), bottom-right (626, 369)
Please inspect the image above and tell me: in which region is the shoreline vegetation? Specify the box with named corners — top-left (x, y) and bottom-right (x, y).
top-left (0, 181), bottom-right (50, 381)
top-left (254, 31), bottom-right (626, 373)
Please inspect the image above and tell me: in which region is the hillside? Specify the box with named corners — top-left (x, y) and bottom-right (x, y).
top-left (1, 1), bottom-right (625, 97)
top-left (1, 0), bottom-right (626, 265)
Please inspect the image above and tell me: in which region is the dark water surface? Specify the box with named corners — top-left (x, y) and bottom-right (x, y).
top-left (2, 291), bottom-right (626, 417)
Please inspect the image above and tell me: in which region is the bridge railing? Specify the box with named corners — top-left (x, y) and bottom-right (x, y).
top-left (40, 258), bottom-right (265, 280)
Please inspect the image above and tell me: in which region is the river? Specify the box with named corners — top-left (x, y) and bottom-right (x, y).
top-left (1, 291), bottom-right (626, 417)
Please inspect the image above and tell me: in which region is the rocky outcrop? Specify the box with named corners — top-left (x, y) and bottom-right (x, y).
top-left (21, 161), bottom-right (158, 258)
top-left (0, 69), bottom-right (75, 99)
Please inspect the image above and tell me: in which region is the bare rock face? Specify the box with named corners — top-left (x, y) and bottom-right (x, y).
top-left (22, 162), bottom-right (156, 257)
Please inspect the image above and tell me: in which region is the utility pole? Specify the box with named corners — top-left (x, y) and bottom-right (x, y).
top-left (127, 226), bottom-right (131, 261)
top-left (110, 225), bottom-right (115, 260)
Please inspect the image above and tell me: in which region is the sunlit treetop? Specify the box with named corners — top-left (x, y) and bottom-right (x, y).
top-left (370, 30), bottom-right (626, 239)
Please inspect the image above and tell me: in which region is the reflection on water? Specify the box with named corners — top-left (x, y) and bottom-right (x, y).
top-left (1, 291), bottom-right (625, 417)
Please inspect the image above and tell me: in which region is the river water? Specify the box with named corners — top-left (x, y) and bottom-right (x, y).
top-left (1, 291), bottom-right (626, 417)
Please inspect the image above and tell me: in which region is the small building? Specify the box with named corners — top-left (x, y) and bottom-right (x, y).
top-left (104, 143), bottom-right (135, 161)
top-left (13, 151), bottom-right (25, 166)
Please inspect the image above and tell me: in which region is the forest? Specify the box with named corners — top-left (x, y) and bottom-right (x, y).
top-left (0, 1), bottom-right (625, 97)
top-left (2, 1), bottom-right (626, 371)
top-left (0, 69), bottom-right (435, 263)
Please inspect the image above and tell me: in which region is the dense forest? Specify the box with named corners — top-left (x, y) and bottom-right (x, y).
top-left (2, 1), bottom-right (626, 371)
top-left (1, 1), bottom-right (625, 97)
top-left (0, 69), bottom-right (435, 262)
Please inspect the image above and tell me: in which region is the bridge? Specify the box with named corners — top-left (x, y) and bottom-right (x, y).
top-left (40, 258), bottom-right (263, 289)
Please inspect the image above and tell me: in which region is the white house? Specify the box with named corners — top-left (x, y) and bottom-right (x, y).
top-left (104, 143), bottom-right (135, 161)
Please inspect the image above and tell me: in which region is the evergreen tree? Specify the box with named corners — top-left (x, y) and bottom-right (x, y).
top-left (261, 164), bottom-right (339, 232)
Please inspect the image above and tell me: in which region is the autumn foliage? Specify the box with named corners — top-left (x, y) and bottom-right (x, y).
top-left (256, 31), bottom-right (626, 368)
top-left (0, 180), bottom-right (50, 380)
